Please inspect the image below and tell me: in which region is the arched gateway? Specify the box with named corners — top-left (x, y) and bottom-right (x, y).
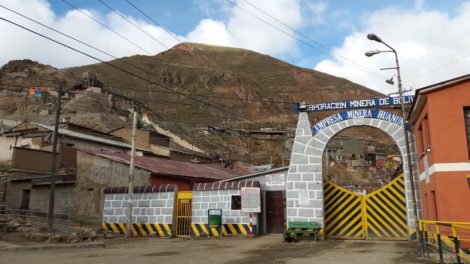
top-left (286, 109), bottom-right (422, 239)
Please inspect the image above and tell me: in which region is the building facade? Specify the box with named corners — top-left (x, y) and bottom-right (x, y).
top-left (410, 74), bottom-right (470, 222)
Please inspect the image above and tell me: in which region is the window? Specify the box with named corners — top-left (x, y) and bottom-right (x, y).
top-left (418, 125), bottom-right (425, 153)
top-left (231, 195), bottom-right (241, 210)
top-left (464, 107), bottom-right (470, 159)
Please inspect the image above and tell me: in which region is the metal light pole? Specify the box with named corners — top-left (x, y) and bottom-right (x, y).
top-left (365, 33), bottom-right (420, 227)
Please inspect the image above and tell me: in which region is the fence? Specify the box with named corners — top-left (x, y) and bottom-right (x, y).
top-left (419, 220), bottom-right (470, 264)
top-left (0, 207), bottom-right (98, 232)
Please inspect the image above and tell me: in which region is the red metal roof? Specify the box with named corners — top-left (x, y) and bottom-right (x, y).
top-left (77, 147), bottom-right (242, 181)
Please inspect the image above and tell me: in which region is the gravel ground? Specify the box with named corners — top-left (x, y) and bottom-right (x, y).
top-left (0, 235), bottom-right (434, 264)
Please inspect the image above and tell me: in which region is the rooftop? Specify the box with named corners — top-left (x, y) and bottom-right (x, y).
top-left (77, 147), bottom-right (242, 181)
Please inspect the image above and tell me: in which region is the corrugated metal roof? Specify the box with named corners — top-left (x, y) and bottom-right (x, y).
top-left (78, 147), bottom-right (242, 181)
top-left (36, 123), bottom-right (150, 152)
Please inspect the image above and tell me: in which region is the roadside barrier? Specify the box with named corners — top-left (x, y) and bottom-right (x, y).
top-left (419, 220), bottom-right (470, 264)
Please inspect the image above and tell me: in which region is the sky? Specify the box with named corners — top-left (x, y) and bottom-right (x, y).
top-left (0, 0), bottom-right (469, 94)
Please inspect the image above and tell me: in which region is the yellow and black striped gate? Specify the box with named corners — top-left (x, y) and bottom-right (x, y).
top-left (364, 174), bottom-right (408, 240)
top-left (324, 174), bottom-right (408, 240)
top-left (175, 192), bottom-right (192, 237)
top-left (324, 181), bottom-right (365, 239)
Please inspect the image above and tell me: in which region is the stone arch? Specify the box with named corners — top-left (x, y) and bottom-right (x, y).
top-left (286, 111), bottom-right (421, 232)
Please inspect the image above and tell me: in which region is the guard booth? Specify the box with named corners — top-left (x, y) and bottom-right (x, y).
top-left (175, 191), bottom-right (192, 237)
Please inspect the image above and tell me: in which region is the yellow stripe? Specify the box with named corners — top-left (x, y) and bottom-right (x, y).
top-left (101, 223), bottom-right (108, 232)
top-left (136, 224), bottom-right (147, 237)
top-left (326, 197), bottom-right (359, 228)
top-left (146, 224), bottom-right (154, 235)
top-left (325, 191), bottom-right (351, 215)
top-left (228, 224), bottom-right (237, 234)
top-left (325, 194), bottom-right (355, 223)
top-left (376, 192), bottom-right (408, 229)
top-left (222, 225), bottom-right (228, 236)
top-left (110, 223), bottom-right (119, 234)
top-left (330, 205), bottom-right (361, 236)
top-left (155, 224), bottom-right (164, 237)
top-left (238, 224), bottom-right (248, 235)
top-left (366, 199), bottom-right (400, 237)
top-left (118, 223), bottom-right (126, 234)
top-left (163, 224), bottom-right (171, 236)
top-left (191, 224), bottom-right (200, 237)
top-left (368, 195), bottom-right (407, 236)
top-left (211, 227), bottom-right (220, 237)
top-left (200, 224), bottom-right (209, 235)
top-left (366, 209), bottom-right (390, 238)
top-left (366, 215), bottom-right (381, 237)
top-left (344, 214), bottom-right (363, 237)
top-left (131, 225), bottom-right (138, 237)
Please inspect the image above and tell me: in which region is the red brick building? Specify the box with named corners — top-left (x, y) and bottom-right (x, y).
top-left (409, 74), bottom-right (470, 222)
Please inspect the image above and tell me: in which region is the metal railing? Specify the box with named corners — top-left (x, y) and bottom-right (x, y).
top-left (419, 220), bottom-right (470, 264)
top-left (0, 207), bottom-right (99, 233)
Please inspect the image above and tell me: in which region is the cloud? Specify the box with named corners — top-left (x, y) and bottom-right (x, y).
top-left (0, 0), bottom-right (303, 68)
top-left (307, 1), bottom-right (328, 25)
top-left (315, 3), bottom-right (470, 93)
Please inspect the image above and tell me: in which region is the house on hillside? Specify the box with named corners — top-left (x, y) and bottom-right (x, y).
top-left (5, 147), bottom-right (242, 223)
top-left (110, 125), bottom-right (217, 162)
top-left (0, 121), bottom-right (149, 164)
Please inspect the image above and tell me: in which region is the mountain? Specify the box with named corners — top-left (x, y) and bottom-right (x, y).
top-left (0, 43), bottom-right (387, 165)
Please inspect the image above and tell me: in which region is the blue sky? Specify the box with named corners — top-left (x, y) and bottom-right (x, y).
top-left (1, 0), bottom-right (469, 93)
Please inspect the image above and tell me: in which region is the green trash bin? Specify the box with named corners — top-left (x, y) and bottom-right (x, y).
top-left (207, 209), bottom-right (222, 236)
top-left (208, 214), bottom-right (221, 227)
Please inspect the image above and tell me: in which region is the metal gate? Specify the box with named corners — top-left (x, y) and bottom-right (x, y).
top-left (175, 192), bottom-right (192, 237)
top-left (324, 174), bottom-right (408, 240)
top-left (365, 174), bottom-right (408, 240)
top-left (324, 181), bottom-right (365, 239)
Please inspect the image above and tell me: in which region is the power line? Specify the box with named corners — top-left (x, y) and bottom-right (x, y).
top-left (0, 17), bottom-right (255, 122)
top-left (225, 0), bottom-right (385, 81)
top-left (60, 0), bottom-right (153, 55)
top-left (407, 52), bottom-right (470, 86)
top-left (96, 0), bottom-right (169, 49)
top-left (125, 0), bottom-right (182, 45)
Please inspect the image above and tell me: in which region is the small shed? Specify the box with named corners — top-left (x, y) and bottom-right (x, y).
top-left (220, 166), bottom-right (288, 235)
top-left (191, 181), bottom-right (261, 238)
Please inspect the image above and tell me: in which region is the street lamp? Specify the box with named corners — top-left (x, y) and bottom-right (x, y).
top-left (365, 33), bottom-right (420, 228)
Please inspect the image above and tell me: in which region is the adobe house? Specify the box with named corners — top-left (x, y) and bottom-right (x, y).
top-left (409, 74), bottom-right (470, 222)
top-left (5, 147), bottom-right (241, 224)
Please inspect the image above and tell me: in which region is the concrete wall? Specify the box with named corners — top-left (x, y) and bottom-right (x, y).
top-left (287, 111), bottom-right (421, 231)
top-left (102, 192), bottom-right (175, 224)
top-left (192, 189), bottom-right (258, 231)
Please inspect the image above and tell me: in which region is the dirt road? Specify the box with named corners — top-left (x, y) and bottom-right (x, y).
top-left (0, 235), bottom-right (433, 264)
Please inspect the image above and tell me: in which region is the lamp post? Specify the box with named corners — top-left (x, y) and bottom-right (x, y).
top-left (365, 33), bottom-right (420, 229)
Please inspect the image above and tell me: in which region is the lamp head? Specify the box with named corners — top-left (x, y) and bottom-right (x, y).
top-left (385, 77), bottom-right (395, 85)
top-left (365, 50), bottom-right (381, 57)
top-left (367, 33), bottom-right (383, 43)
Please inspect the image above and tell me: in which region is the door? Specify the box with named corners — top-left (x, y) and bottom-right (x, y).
top-left (21, 189), bottom-right (30, 210)
top-left (175, 191), bottom-right (192, 237)
top-left (266, 191), bottom-right (284, 233)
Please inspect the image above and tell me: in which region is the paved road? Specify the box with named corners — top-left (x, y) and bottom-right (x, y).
top-left (1, 235), bottom-right (433, 264)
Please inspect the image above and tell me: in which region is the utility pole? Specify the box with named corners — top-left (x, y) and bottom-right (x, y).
top-left (48, 86), bottom-right (62, 232)
top-left (126, 108), bottom-right (138, 237)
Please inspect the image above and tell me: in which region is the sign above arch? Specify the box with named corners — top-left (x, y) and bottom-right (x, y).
top-left (312, 109), bottom-right (404, 135)
top-left (299, 95), bottom-right (414, 112)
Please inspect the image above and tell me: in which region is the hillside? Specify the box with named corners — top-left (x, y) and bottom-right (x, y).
top-left (0, 42), bottom-right (392, 165)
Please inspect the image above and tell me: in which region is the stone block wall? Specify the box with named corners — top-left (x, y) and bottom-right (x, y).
top-left (191, 181), bottom-right (260, 237)
top-left (102, 184), bottom-right (177, 237)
